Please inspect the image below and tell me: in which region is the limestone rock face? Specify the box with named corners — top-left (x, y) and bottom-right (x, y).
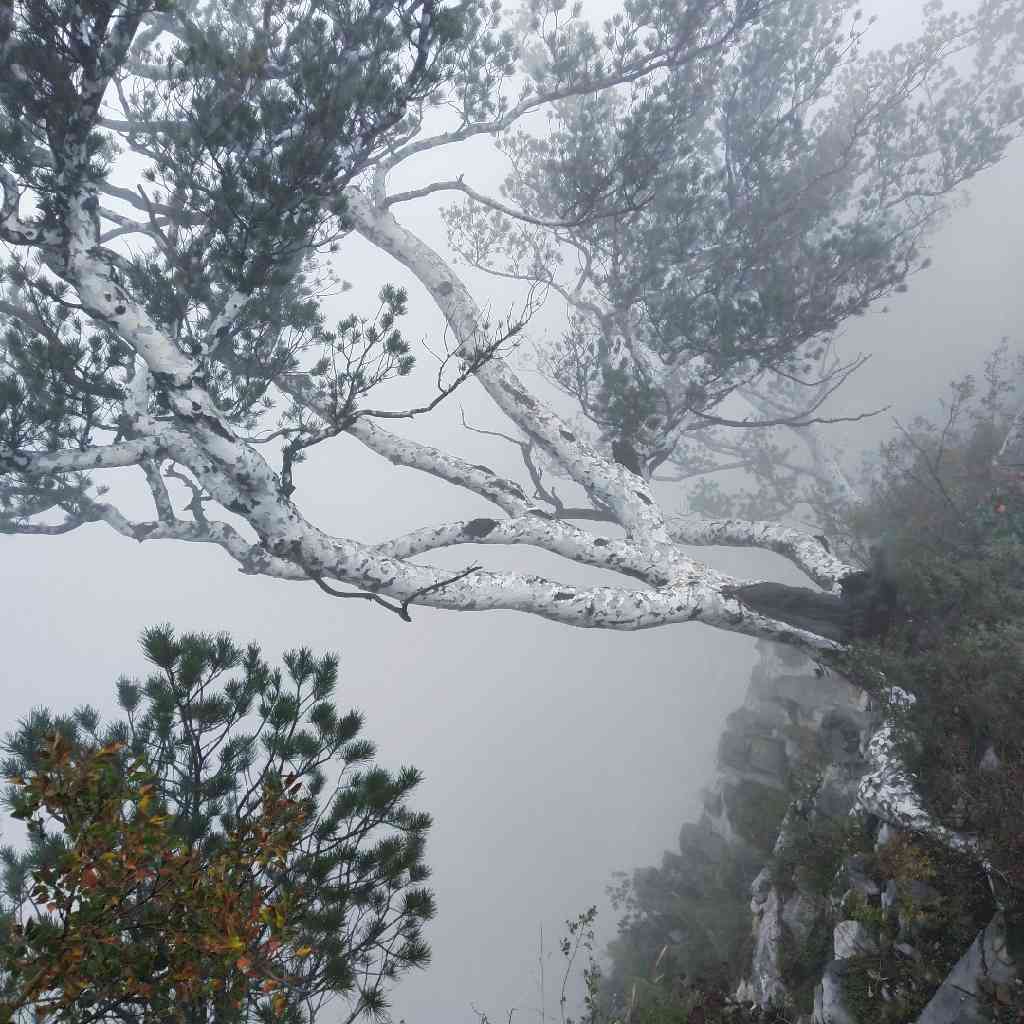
top-left (739, 882), bottom-right (788, 1008)
top-left (718, 721), bottom-right (789, 788)
top-left (841, 854), bottom-right (881, 897)
top-left (812, 959), bottom-right (860, 1024)
top-left (813, 762), bottom-right (863, 820)
top-left (675, 820), bottom-right (733, 889)
top-left (914, 913), bottom-right (1020, 1024)
top-left (676, 637), bottom-right (1016, 1024)
top-left (832, 920), bottom-right (878, 959)
top-left (703, 639), bottom-right (875, 855)
top-left (978, 744), bottom-right (1001, 773)
top-left (784, 891), bottom-right (830, 948)
top-left (718, 640), bottom-right (880, 1013)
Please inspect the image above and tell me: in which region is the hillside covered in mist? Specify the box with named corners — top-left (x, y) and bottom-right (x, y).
top-left (558, 353), bottom-right (1024, 1024)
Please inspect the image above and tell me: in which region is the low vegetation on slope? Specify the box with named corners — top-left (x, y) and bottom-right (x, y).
top-left (572, 349), bottom-right (1024, 1023)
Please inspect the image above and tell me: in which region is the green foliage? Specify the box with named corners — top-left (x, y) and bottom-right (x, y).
top-left (835, 832), bottom-right (995, 1024)
top-left (0, 0), bottom-right (472, 530)
top-left (721, 782), bottom-right (790, 856)
top-left (769, 813), bottom-right (871, 899)
top-left (525, 908), bottom-right (789, 1024)
top-left (775, 916), bottom-right (832, 1017)
top-left (596, 347), bottom-right (1024, 1024)
top-left (1, 0), bottom-right (467, 277)
top-left (814, 346), bottom-right (1024, 1019)
top-left (0, 627), bottom-right (434, 1023)
top-left (449, 0), bottom-right (1024, 478)
top-left (601, 835), bottom-right (762, 1018)
top-left (560, 906), bottom-right (604, 1024)
top-left (829, 349), bottom-right (1024, 902)
top-left (843, 891), bottom-right (885, 933)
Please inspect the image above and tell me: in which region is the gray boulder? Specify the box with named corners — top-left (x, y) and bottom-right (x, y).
top-left (737, 883), bottom-right (788, 1007)
top-left (842, 854), bottom-right (881, 897)
top-left (833, 920), bottom-right (878, 959)
top-left (813, 959), bottom-right (860, 1024)
top-left (915, 912), bottom-right (1019, 1024)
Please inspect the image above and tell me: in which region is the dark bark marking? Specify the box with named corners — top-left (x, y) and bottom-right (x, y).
top-left (723, 574), bottom-right (902, 642)
top-left (500, 379), bottom-right (537, 409)
top-left (464, 517), bottom-right (498, 539)
top-left (198, 412), bottom-right (236, 441)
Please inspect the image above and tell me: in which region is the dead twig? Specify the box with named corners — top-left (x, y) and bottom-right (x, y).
top-left (309, 563), bottom-right (483, 622)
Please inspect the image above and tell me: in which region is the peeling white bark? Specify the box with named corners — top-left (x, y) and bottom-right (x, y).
top-left (994, 402), bottom-right (1024, 474)
top-left (374, 515), bottom-right (672, 583)
top-left (669, 517), bottom-right (853, 592)
top-left (1, 237), bottom-right (841, 645)
top-left (2, 76), bottom-right (872, 651)
top-left (347, 419), bottom-right (533, 516)
top-left (347, 193), bottom-right (677, 549)
top-left (0, 166), bottom-right (63, 247)
top-left (857, 688), bottom-right (983, 859)
top-left (0, 179), bottom-right (867, 649)
top-left (795, 425), bottom-right (864, 509)
top-left (1, 438), bottom-right (165, 475)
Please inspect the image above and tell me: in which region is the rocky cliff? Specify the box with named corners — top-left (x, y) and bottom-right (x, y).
top-left (685, 639), bottom-right (1020, 1023)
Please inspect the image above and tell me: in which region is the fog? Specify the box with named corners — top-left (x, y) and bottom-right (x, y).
top-left (2, 0), bottom-right (1024, 1021)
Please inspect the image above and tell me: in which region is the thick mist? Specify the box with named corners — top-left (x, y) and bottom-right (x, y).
top-left (1, 0), bottom-right (1023, 1021)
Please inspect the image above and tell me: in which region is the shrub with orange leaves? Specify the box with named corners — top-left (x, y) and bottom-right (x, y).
top-left (0, 731), bottom-right (307, 1023)
top-left (0, 627), bottom-right (434, 1024)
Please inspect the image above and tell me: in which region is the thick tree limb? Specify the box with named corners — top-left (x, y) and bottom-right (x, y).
top-left (345, 418), bottom-right (534, 516)
top-left (347, 193), bottom-right (676, 547)
top-left (372, 515), bottom-right (667, 583)
top-left (0, 438), bottom-right (165, 475)
top-left (669, 518), bottom-right (853, 593)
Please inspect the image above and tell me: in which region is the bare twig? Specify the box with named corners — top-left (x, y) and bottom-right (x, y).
top-left (399, 563), bottom-right (482, 619)
top-left (309, 575), bottom-right (413, 621)
top-left (690, 404), bottom-right (890, 431)
top-left (459, 409), bottom-right (613, 522)
top-left (384, 175), bottom-right (652, 229)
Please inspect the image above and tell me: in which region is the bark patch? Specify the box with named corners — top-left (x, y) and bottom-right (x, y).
top-left (464, 518), bottom-right (498, 539)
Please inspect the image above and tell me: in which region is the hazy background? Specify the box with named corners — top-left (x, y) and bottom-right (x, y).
top-left (2, 0), bottom-right (1024, 1020)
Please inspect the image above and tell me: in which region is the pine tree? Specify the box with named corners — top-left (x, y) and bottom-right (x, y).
top-left (0, 626), bottom-right (434, 1024)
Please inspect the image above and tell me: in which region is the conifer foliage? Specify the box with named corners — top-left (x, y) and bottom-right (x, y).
top-left (0, 732), bottom-right (309, 1023)
top-left (3, 0), bottom-right (1024, 641)
top-left (0, 627), bottom-right (434, 1024)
